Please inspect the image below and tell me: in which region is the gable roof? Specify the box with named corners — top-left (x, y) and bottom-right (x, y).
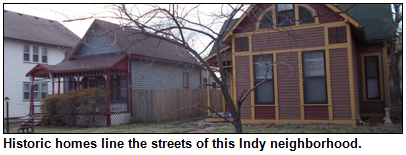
top-left (4, 10), bottom-right (80, 47)
top-left (208, 18), bottom-right (238, 56)
top-left (68, 19), bottom-right (200, 65)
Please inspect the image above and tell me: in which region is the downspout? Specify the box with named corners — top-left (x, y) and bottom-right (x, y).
top-left (382, 42), bottom-right (393, 125)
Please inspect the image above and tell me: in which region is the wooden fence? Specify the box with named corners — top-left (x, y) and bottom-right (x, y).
top-left (131, 89), bottom-right (223, 122)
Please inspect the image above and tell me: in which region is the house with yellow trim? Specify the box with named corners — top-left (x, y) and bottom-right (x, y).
top-left (205, 4), bottom-right (396, 125)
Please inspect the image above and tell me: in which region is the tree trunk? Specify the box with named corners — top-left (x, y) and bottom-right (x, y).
top-left (388, 49), bottom-right (402, 122)
top-left (234, 119), bottom-right (243, 133)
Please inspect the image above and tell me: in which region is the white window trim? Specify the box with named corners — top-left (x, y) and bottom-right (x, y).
top-left (23, 82), bottom-right (48, 102)
top-left (23, 44), bottom-right (48, 64)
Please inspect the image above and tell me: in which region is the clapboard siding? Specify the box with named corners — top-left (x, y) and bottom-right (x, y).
top-left (131, 59), bottom-right (201, 89)
top-left (277, 52), bottom-right (301, 120)
top-left (255, 106), bottom-right (275, 119)
top-left (235, 56), bottom-right (252, 119)
top-left (252, 27), bottom-right (325, 52)
top-left (330, 48), bottom-right (352, 120)
top-left (304, 106), bottom-right (329, 120)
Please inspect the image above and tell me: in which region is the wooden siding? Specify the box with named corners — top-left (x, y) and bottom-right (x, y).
top-left (352, 39), bottom-right (360, 116)
top-left (255, 106), bottom-right (275, 119)
top-left (131, 89), bottom-right (222, 122)
top-left (75, 25), bottom-right (122, 57)
top-left (330, 48), bottom-right (352, 120)
top-left (276, 52), bottom-right (301, 120)
top-left (356, 42), bottom-right (385, 116)
top-left (235, 56), bottom-right (251, 119)
top-left (131, 59), bottom-right (201, 90)
top-left (233, 4), bottom-right (272, 34)
top-left (304, 106), bottom-right (329, 120)
top-left (232, 4), bottom-right (343, 34)
top-left (206, 48), bottom-right (232, 64)
top-left (308, 4), bottom-right (344, 23)
top-left (252, 27), bottom-right (325, 52)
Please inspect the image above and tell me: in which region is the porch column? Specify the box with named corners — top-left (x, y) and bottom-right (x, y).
top-left (106, 69), bottom-right (111, 126)
top-left (29, 76), bottom-right (34, 116)
top-left (76, 73), bottom-right (80, 90)
top-left (50, 74), bottom-right (54, 95)
top-left (207, 69), bottom-right (211, 117)
top-left (58, 78), bottom-right (61, 95)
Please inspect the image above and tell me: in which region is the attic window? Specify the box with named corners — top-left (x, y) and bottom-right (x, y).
top-left (277, 4), bottom-right (295, 27)
top-left (235, 37), bottom-right (249, 52)
top-left (299, 6), bottom-right (315, 25)
top-left (328, 26), bottom-right (347, 44)
top-left (259, 10), bottom-right (273, 29)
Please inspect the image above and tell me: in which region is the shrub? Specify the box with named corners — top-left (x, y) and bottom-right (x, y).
top-left (40, 88), bottom-right (107, 127)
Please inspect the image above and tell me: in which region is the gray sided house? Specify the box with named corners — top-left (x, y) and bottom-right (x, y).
top-left (26, 19), bottom-right (202, 126)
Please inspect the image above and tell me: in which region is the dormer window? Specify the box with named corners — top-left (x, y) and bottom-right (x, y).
top-left (277, 4), bottom-right (295, 27)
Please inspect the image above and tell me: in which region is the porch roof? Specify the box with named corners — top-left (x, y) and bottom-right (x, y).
top-left (26, 52), bottom-right (126, 76)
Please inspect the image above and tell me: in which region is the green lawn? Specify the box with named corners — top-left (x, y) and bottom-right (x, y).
top-left (3, 117), bottom-right (402, 133)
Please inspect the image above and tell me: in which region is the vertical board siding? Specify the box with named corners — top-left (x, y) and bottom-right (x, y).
top-left (132, 59), bottom-right (201, 89)
top-left (304, 106), bottom-right (329, 120)
top-left (330, 48), bottom-right (352, 120)
top-left (277, 53), bottom-right (301, 120)
top-left (131, 89), bottom-right (222, 123)
top-left (255, 106), bottom-right (276, 119)
top-left (252, 27), bottom-right (325, 52)
top-left (235, 56), bottom-right (252, 119)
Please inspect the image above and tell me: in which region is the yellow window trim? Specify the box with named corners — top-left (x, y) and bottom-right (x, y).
top-left (255, 4), bottom-right (320, 30)
top-left (361, 53), bottom-right (384, 102)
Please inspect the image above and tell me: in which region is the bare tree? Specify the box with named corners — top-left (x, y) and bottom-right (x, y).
top-left (388, 4), bottom-right (402, 122)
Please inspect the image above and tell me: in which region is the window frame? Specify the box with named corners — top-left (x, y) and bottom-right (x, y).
top-left (302, 50), bottom-right (328, 104)
top-left (23, 82), bottom-right (48, 102)
top-left (257, 4), bottom-right (318, 30)
top-left (361, 54), bottom-right (383, 101)
top-left (41, 47), bottom-right (48, 63)
top-left (234, 37), bottom-right (249, 52)
top-left (276, 4), bottom-right (295, 27)
top-left (253, 54), bottom-right (275, 105)
top-left (23, 44), bottom-right (48, 64)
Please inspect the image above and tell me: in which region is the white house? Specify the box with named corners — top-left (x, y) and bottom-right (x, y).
top-left (4, 10), bottom-right (80, 118)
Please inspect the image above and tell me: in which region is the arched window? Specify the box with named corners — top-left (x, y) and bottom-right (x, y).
top-left (259, 10), bottom-right (273, 29)
top-left (299, 6), bottom-right (315, 25)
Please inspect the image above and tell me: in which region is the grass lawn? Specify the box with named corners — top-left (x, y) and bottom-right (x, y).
top-left (3, 116), bottom-right (206, 133)
top-left (3, 117), bottom-right (402, 133)
top-left (204, 124), bottom-right (403, 133)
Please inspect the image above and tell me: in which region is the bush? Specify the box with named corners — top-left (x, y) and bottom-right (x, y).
top-left (40, 88), bottom-right (107, 127)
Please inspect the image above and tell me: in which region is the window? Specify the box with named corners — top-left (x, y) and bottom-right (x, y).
top-left (277, 4), bottom-right (295, 27)
top-left (23, 45), bottom-right (48, 63)
top-left (253, 54), bottom-right (274, 105)
top-left (183, 72), bottom-right (189, 89)
top-left (364, 56), bottom-right (381, 99)
top-left (24, 45), bottom-right (30, 61)
top-left (303, 51), bottom-right (327, 104)
top-left (259, 10), bottom-right (273, 29)
top-left (23, 82), bottom-right (47, 101)
top-left (298, 6), bottom-right (315, 24)
top-left (42, 47), bottom-right (48, 63)
top-left (328, 26), bottom-right (347, 44)
top-left (235, 37), bottom-right (249, 52)
top-left (23, 82), bottom-right (30, 100)
top-left (33, 46), bottom-right (39, 62)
